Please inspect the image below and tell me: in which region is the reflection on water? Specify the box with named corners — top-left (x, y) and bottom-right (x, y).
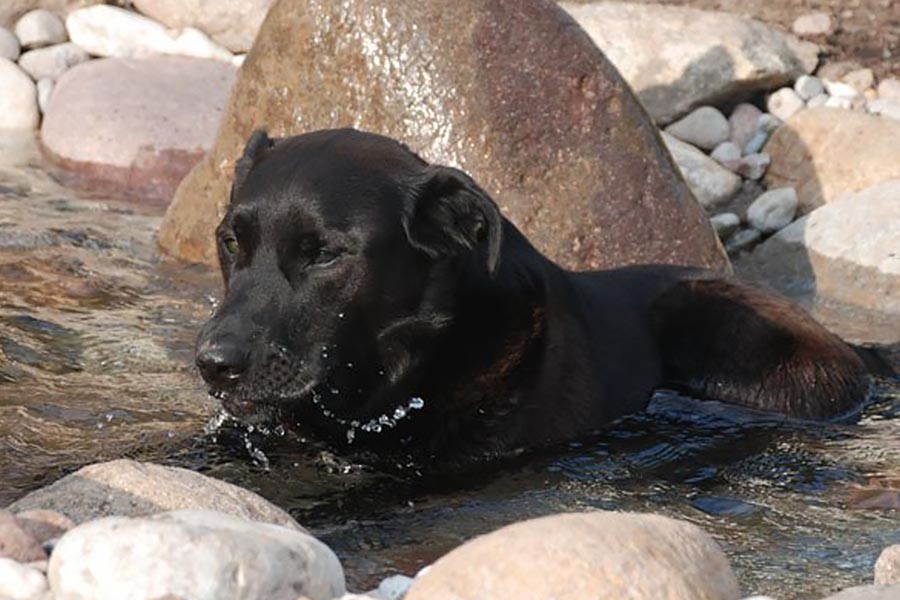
top-left (0, 146), bottom-right (898, 599)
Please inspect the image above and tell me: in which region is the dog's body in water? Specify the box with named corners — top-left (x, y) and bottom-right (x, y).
top-left (196, 128), bottom-right (875, 467)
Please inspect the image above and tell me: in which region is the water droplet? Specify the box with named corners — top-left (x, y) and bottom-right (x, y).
top-left (329, 387), bottom-right (339, 395)
top-left (409, 397), bottom-right (425, 410)
top-left (346, 362), bottom-right (354, 369)
top-left (338, 312), bottom-right (345, 319)
top-left (393, 406), bottom-right (407, 420)
top-left (346, 429), bottom-right (356, 443)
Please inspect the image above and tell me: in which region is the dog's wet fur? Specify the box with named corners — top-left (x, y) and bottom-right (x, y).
top-left (196, 128), bottom-right (876, 466)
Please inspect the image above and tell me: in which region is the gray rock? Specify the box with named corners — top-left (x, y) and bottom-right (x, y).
top-left (40, 56), bottom-right (235, 203)
top-left (878, 78), bottom-right (900, 101)
top-left (8, 459), bottom-right (304, 531)
top-left (733, 153), bottom-right (771, 180)
top-left (728, 103), bottom-right (764, 150)
top-left (821, 585), bottom-right (900, 600)
top-left (14, 510), bottom-right (74, 548)
top-left (794, 74), bottom-right (825, 100)
top-left (561, 2), bottom-right (817, 124)
top-left (767, 87), bottom-right (805, 121)
top-left (0, 509), bottom-right (46, 562)
top-left (374, 574), bottom-right (415, 600)
top-left (747, 187), bottom-right (798, 233)
top-left (17, 41), bottom-right (88, 80)
top-left (0, 57), bottom-right (39, 129)
top-left (710, 141), bottom-right (741, 164)
top-left (0, 557), bottom-right (48, 599)
top-left (742, 115), bottom-right (780, 155)
top-left (868, 98), bottom-right (900, 122)
top-left (876, 545), bottom-right (900, 585)
top-left (48, 510), bottom-right (345, 600)
top-left (662, 132), bottom-right (742, 209)
top-left (14, 8), bottom-right (66, 48)
top-left (0, 26), bottom-right (20, 60)
top-left (710, 213), bottom-right (740, 241)
top-left (792, 11), bottom-right (834, 36)
top-left (807, 93), bottom-right (829, 108)
top-left (725, 228), bottom-right (762, 254)
top-left (664, 106), bottom-right (730, 151)
top-left (35, 77), bottom-right (52, 112)
top-left (66, 5), bottom-right (233, 61)
top-left (843, 68), bottom-right (875, 94)
top-left (132, 0), bottom-right (275, 53)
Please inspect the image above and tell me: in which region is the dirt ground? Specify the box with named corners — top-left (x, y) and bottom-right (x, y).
top-left (617, 0), bottom-right (900, 81)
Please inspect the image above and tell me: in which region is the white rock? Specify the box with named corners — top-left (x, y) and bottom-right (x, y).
top-left (747, 187), bottom-right (799, 233)
top-left (0, 26), bottom-right (20, 60)
top-left (0, 57), bottom-right (39, 129)
top-left (17, 41), bottom-right (88, 80)
top-left (710, 213), bottom-right (740, 241)
top-left (807, 93), bottom-right (829, 108)
top-left (65, 5), bottom-right (233, 61)
top-left (792, 12), bottom-right (833, 36)
top-left (710, 141), bottom-right (741, 164)
top-left (767, 87), bottom-right (805, 121)
top-left (794, 74), bottom-right (825, 100)
top-left (36, 77), bottom-right (53, 113)
top-left (843, 68), bottom-right (874, 93)
top-left (375, 574), bottom-right (415, 600)
top-left (232, 53), bottom-right (246, 67)
top-left (14, 9), bottom-right (66, 49)
top-left (0, 557), bottom-right (49, 600)
top-left (868, 98), bottom-right (900, 122)
top-left (824, 79), bottom-right (861, 99)
top-left (878, 78), bottom-right (900, 101)
top-left (662, 132), bottom-right (742, 209)
top-left (664, 106), bottom-right (730, 151)
top-left (825, 96), bottom-right (854, 109)
top-left (49, 510), bottom-right (346, 600)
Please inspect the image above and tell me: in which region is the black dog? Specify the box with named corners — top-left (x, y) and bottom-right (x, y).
top-left (196, 128), bottom-right (872, 465)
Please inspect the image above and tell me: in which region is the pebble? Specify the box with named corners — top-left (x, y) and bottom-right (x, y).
top-left (710, 141), bottom-right (741, 164)
top-left (36, 78), bottom-right (54, 113)
top-left (17, 42), bottom-right (90, 81)
top-left (0, 509), bottom-right (46, 563)
top-left (794, 74), bottom-right (825, 100)
top-left (807, 93), bottom-right (830, 108)
top-left (733, 153), bottom-right (771, 180)
top-left (710, 213), bottom-right (740, 241)
top-left (742, 114), bottom-right (781, 156)
top-left (747, 187), bottom-right (798, 233)
top-left (0, 557), bottom-right (48, 600)
top-left (663, 105), bottom-right (731, 151)
top-left (661, 132), bottom-right (742, 209)
top-left (725, 228), bottom-right (762, 253)
top-left (878, 78), bottom-right (900, 101)
top-left (729, 103), bottom-right (764, 151)
top-left (868, 99), bottom-right (900, 122)
top-left (842, 68), bottom-right (874, 94)
top-left (767, 87), bottom-right (805, 121)
top-left (824, 79), bottom-right (861, 99)
top-left (792, 11), bottom-right (834, 36)
top-left (14, 9), bottom-right (67, 49)
top-left (875, 545), bottom-right (900, 585)
top-left (825, 96), bottom-right (854, 109)
top-left (0, 26), bottom-right (20, 61)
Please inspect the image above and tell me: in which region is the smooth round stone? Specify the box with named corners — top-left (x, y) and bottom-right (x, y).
top-left (0, 57), bottom-right (39, 129)
top-left (728, 103), bottom-right (764, 150)
top-left (710, 141), bottom-right (741, 164)
top-left (725, 228), bottom-right (761, 254)
top-left (662, 132), bottom-right (742, 209)
top-left (794, 74), bottom-right (825, 100)
top-left (664, 105), bottom-right (731, 151)
top-left (733, 153), bottom-right (771, 180)
top-left (747, 187), bottom-right (798, 233)
top-left (0, 26), bottom-right (20, 60)
top-left (807, 93), bottom-right (829, 108)
top-left (14, 8), bottom-right (66, 48)
top-left (767, 87), bottom-right (805, 121)
top-left (0, 558), bottom-right (48, 600)
top-left (710, 213), bottom-right (740, 241)
top-left (843, 68), bottom-right (874, 94)
top-left (36, 77), bottom-right (53, 112)
top-left (825, 96), bottom-right (854, 109)
top-left (17, 41), bottom-right (89, 80)
top-left (824, 79), bottom-right (861, 99)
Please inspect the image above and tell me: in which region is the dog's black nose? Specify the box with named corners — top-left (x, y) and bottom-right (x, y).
top-left (196, 344), bottom-right (249, 388)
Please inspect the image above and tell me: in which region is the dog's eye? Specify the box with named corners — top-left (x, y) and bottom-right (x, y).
top-left (222, 236), bottom-right (239, 255)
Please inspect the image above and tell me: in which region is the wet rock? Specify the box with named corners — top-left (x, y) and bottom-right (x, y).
top-left (14, 9), bottom-right (66, 49)
top-left (875, 545), bottom-right (900, 585)
top-left (132, 0), bottom-right (275, 53)
top-left (747, 187), bottom-right (798, 233)
top-left (878, 78), bottom-right (900, 101)
top-left (792, 11), bottom-right (834, 37)
top-left (0, 557), bottom-right (48, 599)
top-left (728, 103), bottom-right (764, 151)
top-left (662, 132), bottom-right (742, 209)
top-left (764, 107), bottom-right (900, 213)
top-left (14, 509), bottom-right (75, 546)
top-left (748, 179), bottom-right (900, 314)
top-left (562, 2), bottom-right (817, 124)
top-left (711, 141), bottom-right (741, 164)
top-left (161, 0), bottom-right (729, 274)
top-left (664, 106), bottom-right (730, 151)
top-left (41, 56), bottom-right (235, 204)
top-left (49, 510), bottom-right (345, 600)
top-left (767, 87), bottom-right (805, 121)
top-left (0, 509), bottom-right (46, 562)
top-left (0, 58), bottom-right (39, 130)
top-left (710, 213), bottom-right (740, 241)
top-left (822, 585), bottom-right (900, 600)
top-left (794, 74), bottom-right (825, 100)
top-left (732, 153), bottom-right (770, 180)
top-left (725, 228), bottom-right (761, 254)
top-left (843, 68), bottom-right (875, 94)
top-left (17, 41), bottom-right (89, 80)
top-left (35, 77), bottom-right (52, 112)
top-left (8, 459), bottom-right (304, 531)
top-left (66, 5), bottom-right (233, 61)
top-left (0, 26), bottom-right (20, 60)
top-left (405, 511), bottom-right (739, 600)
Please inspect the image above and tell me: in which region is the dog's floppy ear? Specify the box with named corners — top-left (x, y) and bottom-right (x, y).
top-left (402, 165), bottom-right (503, 275)
top-left (230, 129), bottom-right (274, 202)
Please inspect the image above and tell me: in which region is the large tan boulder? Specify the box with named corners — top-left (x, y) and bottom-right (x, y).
top-left (159, 0), bottom-right (729, 274)
top-left (764, 108), bottom-right (900, 214)
top-left (405, 511), bottom-right (740, 600)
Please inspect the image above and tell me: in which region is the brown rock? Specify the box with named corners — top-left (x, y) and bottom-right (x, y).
top-left (0, 509), bottom-right (46, 562)
top-left (40, 56), bottom-right (236, 205)
top-left (405, 511), bottom-right (739, 600)
top-left (14, 509), bottom-right (75, 545)
top-left (159, 0), bottom-right (729, 274)
top-left (764, 107), bottom-right (900, 214)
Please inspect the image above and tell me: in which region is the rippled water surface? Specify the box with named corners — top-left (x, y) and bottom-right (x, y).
top-left (1, 141), bottom-right (898, 599)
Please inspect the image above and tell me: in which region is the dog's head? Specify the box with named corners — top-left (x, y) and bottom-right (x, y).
top-left (196, 129), bottom-right (503, 439)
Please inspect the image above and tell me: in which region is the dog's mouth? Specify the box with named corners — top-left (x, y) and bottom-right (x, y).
top-left (208, 377), bottom-right (319, 422)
